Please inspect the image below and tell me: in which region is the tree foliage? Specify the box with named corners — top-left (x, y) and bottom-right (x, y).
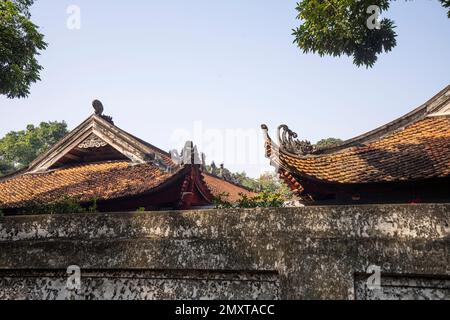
top-left (315, 137), bottom-right (343, 150)
top-left (0, 121), bottom-right (68, 175)
top-left (0, 0), bottom-right (47, 98)
top-left (18, 196), bottom-right (98, 215)
top-left (293, 0), bottom-right (449, 68)
top-left (0, 157), bottom-right (14, 175)
top-left (231, 171), bottom-right (293, 198)
top-left (212, 170), bottom-right (295, 209)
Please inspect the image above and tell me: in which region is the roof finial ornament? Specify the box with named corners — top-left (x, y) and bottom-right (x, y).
top-left (92, 99), bottom-right (104, 116)
top-left (92, 99), bottom-right (114, 125)
top-left (277, 124), bottom-right (315, 155)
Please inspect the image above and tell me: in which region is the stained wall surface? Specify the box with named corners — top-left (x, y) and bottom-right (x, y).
top-left (0, 204), bottom-right (448, 300)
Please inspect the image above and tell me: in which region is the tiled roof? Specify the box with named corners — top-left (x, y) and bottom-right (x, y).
top-left (273, 116), bottom-right (450, 184)
top-left (202, 173), bottom-right (255, 202)
top-left (0, 160), bottom-right (254, 209)
top-left (0, 161), bottom-right (178, 209)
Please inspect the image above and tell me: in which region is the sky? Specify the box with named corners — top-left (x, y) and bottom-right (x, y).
top-left (0, 0), bottom-right (449, 177)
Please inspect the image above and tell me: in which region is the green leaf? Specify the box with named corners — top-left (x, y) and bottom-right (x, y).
top-left (0, 0), bottom-right (47, 98)
top-left (293, 0), bottom-right (397, 68)
top-left (0, 120), bottom-right (68, 175)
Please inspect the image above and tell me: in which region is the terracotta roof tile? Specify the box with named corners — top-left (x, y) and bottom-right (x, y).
top-left (277, 116), bottom-right (450, 184)
top-left (0, 161), bottom-right (178, 208)
top-left (202, 173), bottom-right (255, 203)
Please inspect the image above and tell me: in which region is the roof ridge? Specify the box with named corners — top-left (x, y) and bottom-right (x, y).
top-left (30, 159), bottom-right (132, 172)
top-left (319, 116), bottom-right (448, 157)
top-left (24, 114), bottom-right (177, 173)
top-left (91, 115), bottom-right (175, 166)
top-left (314, 84), bottom-right (450, 155)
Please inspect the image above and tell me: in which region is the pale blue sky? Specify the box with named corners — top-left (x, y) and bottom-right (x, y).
top-left (0, 1), bottom-right (449, 177)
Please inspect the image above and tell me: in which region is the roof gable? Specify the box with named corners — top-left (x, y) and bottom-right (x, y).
top-left (0, 101), bottom-right (230, 211)
top-left (27, 114), bottom-right (175, 173)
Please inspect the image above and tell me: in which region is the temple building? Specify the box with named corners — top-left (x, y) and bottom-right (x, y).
top-left (0, 101), bottom-right (253, 214)
top-left (262, 85), bottom-right (450, 205)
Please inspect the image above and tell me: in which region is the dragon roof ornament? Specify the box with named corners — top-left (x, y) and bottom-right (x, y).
top-left (261, 124), bottom-right (314, 156)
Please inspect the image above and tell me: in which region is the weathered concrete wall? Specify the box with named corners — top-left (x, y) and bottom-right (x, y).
top-left (0, 204), bottom-right (448, 300)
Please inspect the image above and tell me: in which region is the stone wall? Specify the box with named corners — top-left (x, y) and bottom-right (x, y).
top-left (0, 204), bottom-right (448, 300)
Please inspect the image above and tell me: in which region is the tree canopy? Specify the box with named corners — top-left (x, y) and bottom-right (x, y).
top-left (213, 171), bottom-right (294, 209)
top-left (293, 0), bottom-right (450, 68)
top-left (0, 0), bottom-right (47, 98)
top-left (442, 0), bottom-right (450, 18)
top-left (0, 121), bottom-right (68, 175)
top-left (315, 137), bottom-right (343, 150)
top-left (230, 170), bottom-right (294, 199)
